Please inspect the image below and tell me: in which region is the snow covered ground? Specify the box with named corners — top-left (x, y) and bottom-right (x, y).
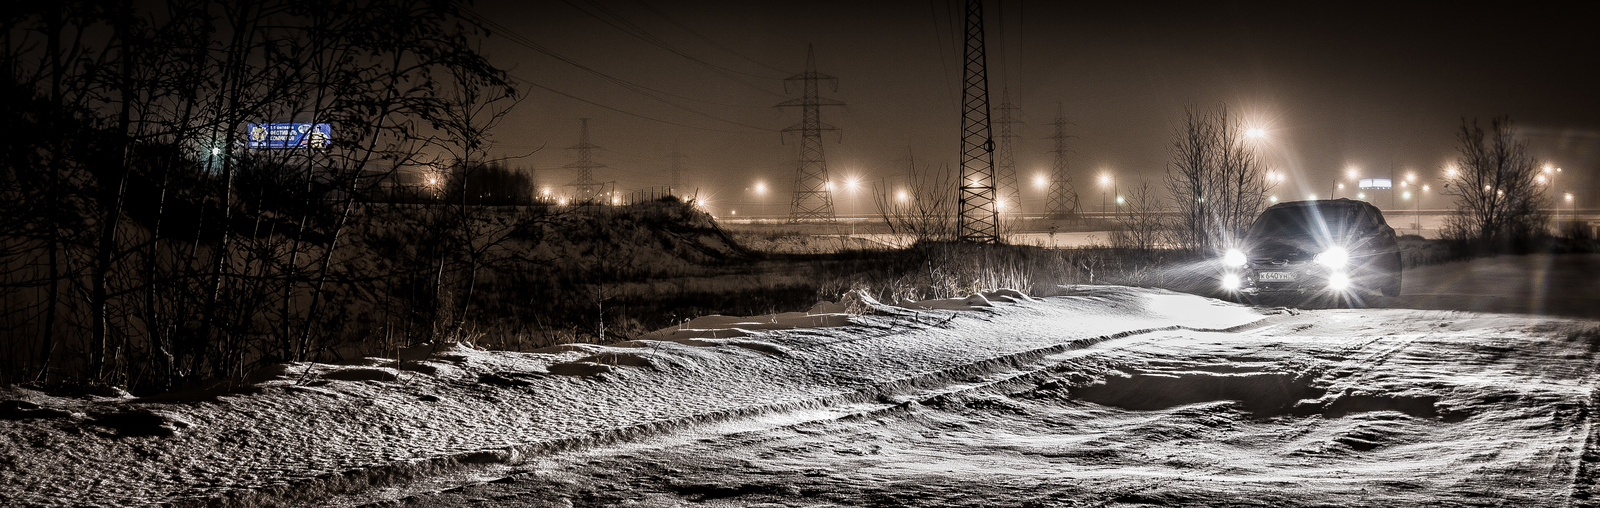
top-left (3, 285), bottom-right (1599, 507)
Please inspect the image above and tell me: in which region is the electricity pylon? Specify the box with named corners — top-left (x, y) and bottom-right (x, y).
top-left (564, 118), bottom-right (606, 202)
top-left (1046, 102), bottom-right (1080, 219)
top-left (957, 0), bottom-right (999, 243)
top-left (995, 89), bottom-right (1021, 217)
top-left (777, 44), bottom-right (843, 223)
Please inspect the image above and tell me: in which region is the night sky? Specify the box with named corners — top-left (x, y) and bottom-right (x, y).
top-left (471, 0), bottom-right (1599, 215)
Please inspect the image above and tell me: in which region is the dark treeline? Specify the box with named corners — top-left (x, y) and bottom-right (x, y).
top-left (0, 0), bottom-right (522, 391)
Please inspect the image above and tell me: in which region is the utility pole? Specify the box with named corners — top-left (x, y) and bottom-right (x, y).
top-left (564, 118), bottom-right (605, 203)
top-left (778, 44), bottom-right (843, 223)
top-left (668, 141), bottom-right (685, 195)
top-left (995, 88), bottom-right (1021, 218)
top-left (957, 0), bottom-right (999, 244)
top-left (1045, 102), bottom-right (1079, 220)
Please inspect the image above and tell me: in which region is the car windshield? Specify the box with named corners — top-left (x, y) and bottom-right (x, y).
top-left (1247, 204), bottom-right (1362, 244)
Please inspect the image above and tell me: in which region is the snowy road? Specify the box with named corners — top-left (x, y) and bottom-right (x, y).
top-left (1395, 253), bottom-right (1600, 321)
top-left (356, 307), bottom-right (1600, 507)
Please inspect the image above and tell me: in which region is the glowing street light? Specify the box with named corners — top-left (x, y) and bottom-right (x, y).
top-left (1099, 172), bottom-right (1117, 220)
top-left (1246, 127), bottom-right (1266, 139)
top-left (1034, 174), bottom-right (1048, 189)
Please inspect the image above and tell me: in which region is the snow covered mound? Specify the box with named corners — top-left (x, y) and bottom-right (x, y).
top-left (0, 286), bottom-right (1268, 506)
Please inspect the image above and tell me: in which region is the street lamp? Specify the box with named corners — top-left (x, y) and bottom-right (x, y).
top-left (1334, 167), bottom-right (1359, 199)
top-left (1099, 172), bottom-right (1116, 221)
top-left (1543, 165), bottom-right (1562, 214)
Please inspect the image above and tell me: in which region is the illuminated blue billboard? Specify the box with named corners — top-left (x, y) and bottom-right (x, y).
top-left (247, 123), bottom-right (332, 149)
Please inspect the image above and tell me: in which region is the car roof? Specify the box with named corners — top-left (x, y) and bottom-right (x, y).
top-left (1261, 198), bottom-right (1376, 214)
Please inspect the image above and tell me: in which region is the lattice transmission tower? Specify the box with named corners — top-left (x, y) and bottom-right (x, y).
top-left (564, 118), bottom-right (606, 202)
top-left (778, 44), bottom-right (844, 223)
top-left (957, 0), bottom-right (999, 243)
top-left (1046, 102), bottom-right (1080, 219)
top-left (995, 88), bottom-right (1022, 217)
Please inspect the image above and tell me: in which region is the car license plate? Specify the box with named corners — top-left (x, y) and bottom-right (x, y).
top-left (1258, 271), bottom-right (1296, 282)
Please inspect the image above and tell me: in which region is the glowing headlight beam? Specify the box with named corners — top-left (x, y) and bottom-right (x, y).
top-left (1315, 246), bottom-right (1349, 268)
top-left (1223, 248), bottom-right (1247, 267)
top-left (1221, 273), bottom-right (1241, 291)
top-left (1327, 272), bottom-right (1350, 291)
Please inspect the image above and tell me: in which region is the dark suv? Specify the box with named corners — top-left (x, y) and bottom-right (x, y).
top-left (1220, 199), bottom-right (1401, 298)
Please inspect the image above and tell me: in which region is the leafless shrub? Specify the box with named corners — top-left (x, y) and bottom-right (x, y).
top-left (873, 157), bottom-right (958, 245)
top-left (1111, 181), bottom-right (1171, 250)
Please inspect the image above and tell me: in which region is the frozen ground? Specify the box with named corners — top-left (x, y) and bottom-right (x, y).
top-left (3, 281), bottom-right (1600, 506)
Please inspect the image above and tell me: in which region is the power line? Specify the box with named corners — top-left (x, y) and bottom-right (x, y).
top-left (630, 0), bottom-right (792, 75)
top-left (508, 75), bottom-right (764, 134)
top-left (569, 0), bottom-right (788, 87)
top-left (459, 6), bottom-right (780, 130)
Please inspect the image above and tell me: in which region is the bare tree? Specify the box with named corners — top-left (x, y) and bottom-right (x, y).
top-left (1, 0), bottom-right (514, 389)
top-left (1440, 116), bottom-right (1548, 250)
top-left (1165, 104), bottom-right (1273, 253)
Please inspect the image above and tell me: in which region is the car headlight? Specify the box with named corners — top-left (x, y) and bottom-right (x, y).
top-left (1314, 246), bottom-right (1349, 268)
top-left (1220, 272), bottom-right (1241, 290)
top-left (1223, 248), bottom-right (1247, 268)
top-left (1327, 272), bottom-right (1350, 291)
